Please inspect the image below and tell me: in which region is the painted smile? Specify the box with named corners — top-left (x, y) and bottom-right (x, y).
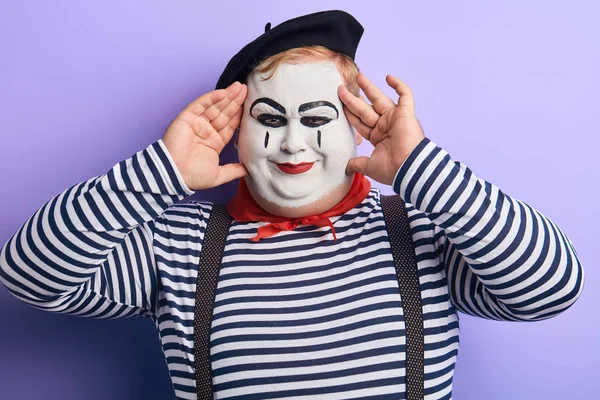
top-left (276, 162), bottom-right (315, 174)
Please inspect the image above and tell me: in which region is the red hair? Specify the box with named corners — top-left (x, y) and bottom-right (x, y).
top-left (253, 45), bottom-right (360, 97)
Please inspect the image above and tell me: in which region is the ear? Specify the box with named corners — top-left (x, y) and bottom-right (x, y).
top-left (355, 130), bottom-right (363, 145)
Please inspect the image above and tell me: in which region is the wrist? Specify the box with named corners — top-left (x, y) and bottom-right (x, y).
top-left (392, 136), bottom-right (432, 195)
top-left (157, 139), bottom-right (196, 196)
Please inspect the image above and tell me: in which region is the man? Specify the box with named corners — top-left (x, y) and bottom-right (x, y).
top-left (0, 10), bottom-right (584, 400)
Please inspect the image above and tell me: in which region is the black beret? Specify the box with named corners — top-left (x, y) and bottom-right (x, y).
top-left (215, 10), bottom-right (364, 90)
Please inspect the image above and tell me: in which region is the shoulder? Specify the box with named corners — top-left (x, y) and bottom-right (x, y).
top-left (370, 187), bottom-right (415, 213)
top-left (374, 187), bottom-right (440, 236)
top-left (154, 199), bottom-right (215, 229)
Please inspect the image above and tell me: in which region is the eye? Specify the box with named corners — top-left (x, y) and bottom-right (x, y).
top-left (300, 116), bottom-right (332, 128)
top-left (256, 114), bottom-right (287, 128)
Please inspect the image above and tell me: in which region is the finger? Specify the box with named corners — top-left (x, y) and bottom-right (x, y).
top-left (214, 162), bottom-right (248, 186)
top-left (201, 83), bottom-right (244, 122)
top-left (345, 156), bottom-right (370, 176)
top-left (188, 116), bottom-right (225, 150)
top-left (218, 105), bottom-right (243, 143)
top-left (232, 83), bottom-right (248, 109)
top-left (185, 89), bottom-right (227, 116)
top-left (376, 110), bottom-right (397, 140)
top-left (210, 84), bottom-right (247, 131)
top-left (188, 82), bottom-right (242, 118)
top-left (368, 125), bottom-right (386, 146)
top-left (386, 75), bottom-right (415, 114)
top-left (357, 73), bottom-right (395, 115)
top-left (338, 85), bottom-right (380, 128)
top-left (343, 106), bottom-right (372, 140)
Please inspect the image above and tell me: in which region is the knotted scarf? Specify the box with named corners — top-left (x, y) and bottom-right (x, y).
top-left (226, 173), bottom-right (371, 242)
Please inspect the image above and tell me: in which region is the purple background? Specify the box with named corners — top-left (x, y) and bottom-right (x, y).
top-left (1, 1), bottom-right (597, 399)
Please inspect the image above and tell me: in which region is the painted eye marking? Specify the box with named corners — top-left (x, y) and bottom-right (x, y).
top-left (317, 130), bottom-right (321, 148)
top-left (298, 100), bottom-right (337, 128)
top-left (257, 114), bottom-right (287, 128)
top-left (301, 116), bottom-right (331, 128)
top-left (298, 101), bottom-right (339, 118)
top-left (250, 98), bottom-right (286, 115)
top-left (251, 98), bottom-right (287, 129)
top-left (264, 131), bottom-right (269, 148)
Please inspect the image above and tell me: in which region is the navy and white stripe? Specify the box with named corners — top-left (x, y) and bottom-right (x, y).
top-left (0, 137), bottom-right (584, 399)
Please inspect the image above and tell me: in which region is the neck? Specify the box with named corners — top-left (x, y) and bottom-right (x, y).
top-left (246, 175), bottom-right (354, 218)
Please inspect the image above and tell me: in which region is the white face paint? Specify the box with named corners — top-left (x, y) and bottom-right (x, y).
top-left (237, 61), bottom-right (357, 209)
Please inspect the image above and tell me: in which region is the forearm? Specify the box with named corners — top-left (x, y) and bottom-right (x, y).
top-left (0, 139), bottom-right (195, 303)
top-left (393, 137), bottom-right (584, 320)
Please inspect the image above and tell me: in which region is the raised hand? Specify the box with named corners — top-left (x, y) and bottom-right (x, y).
top-left (162, 81), bottom-right (248, 190)
top-left (338, 74), bottom-right (426, 186)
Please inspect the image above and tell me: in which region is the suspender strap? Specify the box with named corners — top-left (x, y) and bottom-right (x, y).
top-left (381, 194), bottom-right (424, 399)
top-left (194, 196), bottom-right (423, 399)
top-left (194, 204), bottom-right (231, 400)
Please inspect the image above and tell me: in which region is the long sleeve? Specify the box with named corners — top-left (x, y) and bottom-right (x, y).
top-left (392, 137), bottom-right (584, 321)
top-left (0, 139), bottom-right (195, 319)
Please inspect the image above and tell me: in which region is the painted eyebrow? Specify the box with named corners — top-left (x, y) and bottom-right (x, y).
top-left (298, 101), bottom-right (339, 118)
top-left (250, 97), bottom-right (286, 115)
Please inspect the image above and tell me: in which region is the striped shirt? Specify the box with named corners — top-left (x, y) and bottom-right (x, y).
top-left (0, 136), bottom-right (584, 399)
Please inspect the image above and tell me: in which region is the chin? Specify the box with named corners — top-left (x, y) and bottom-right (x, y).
top-left (247, 166), bottom-right (352, 210)
top-left (272, 182), bottom-right (316, 199)
top-left (269, 185), bottom-right (327, 209)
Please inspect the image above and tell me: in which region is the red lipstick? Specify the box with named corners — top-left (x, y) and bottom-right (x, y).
top-left (276, 162), bottom-right (314, 174)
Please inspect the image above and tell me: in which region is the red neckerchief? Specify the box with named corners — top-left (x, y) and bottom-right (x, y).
top-left (226, 173), bottom-right (372, 242)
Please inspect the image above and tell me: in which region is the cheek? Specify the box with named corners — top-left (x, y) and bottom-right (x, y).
top-left (238, 117), bottom-right (275, 164)
top-left (313, 122), bottom-right (356, 156)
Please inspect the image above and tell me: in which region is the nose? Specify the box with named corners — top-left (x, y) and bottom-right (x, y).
top-left (280, 120), bottom-right (308, 154)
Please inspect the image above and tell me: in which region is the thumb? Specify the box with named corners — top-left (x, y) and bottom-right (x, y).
top-left (346, 156), bottom-right (370, 176)
top-left (214, 163), bottom-right (248, 187)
